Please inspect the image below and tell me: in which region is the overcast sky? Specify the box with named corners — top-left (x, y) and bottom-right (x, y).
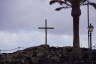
top-left (0, 0), bottom-right (96, 53)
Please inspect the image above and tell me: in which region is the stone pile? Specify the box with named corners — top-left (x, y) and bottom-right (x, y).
top-left (0, 45), bottom-right (96, 64)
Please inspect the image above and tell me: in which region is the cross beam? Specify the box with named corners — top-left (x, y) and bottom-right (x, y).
top-left (38, 19), bottom-right (54, 45)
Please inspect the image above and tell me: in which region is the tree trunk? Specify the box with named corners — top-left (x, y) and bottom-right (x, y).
top-left (71, 1), bottom-right (81, 48)
top-left (73, 16), bottom-right (80, 48)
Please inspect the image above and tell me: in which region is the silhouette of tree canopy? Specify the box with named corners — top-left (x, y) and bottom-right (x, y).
top-left (49, 0), bottom-right (96, 48)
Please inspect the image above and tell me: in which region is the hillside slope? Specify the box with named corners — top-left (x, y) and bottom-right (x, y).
top-left (0, 45), bottom-right (96, 64)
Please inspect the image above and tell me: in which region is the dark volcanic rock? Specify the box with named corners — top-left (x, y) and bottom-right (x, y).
top-left (0, 45), bottom-right (96, 64)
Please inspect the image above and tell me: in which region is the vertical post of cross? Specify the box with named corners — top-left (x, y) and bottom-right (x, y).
top-left (45, 19), bottom-right (47, 45)
top-left (0, 49), bottom-right (1, 54)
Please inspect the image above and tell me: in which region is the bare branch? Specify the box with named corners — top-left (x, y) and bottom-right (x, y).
top-left (55, 6), bottom-right (70, 11)
top-left (89, 2), bottom-right (96, 9)
top-left (49, 0), bottom-right (71, 6)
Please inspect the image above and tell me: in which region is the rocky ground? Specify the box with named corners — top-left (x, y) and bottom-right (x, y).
top-left (0, 45), bottom-right (96, 64)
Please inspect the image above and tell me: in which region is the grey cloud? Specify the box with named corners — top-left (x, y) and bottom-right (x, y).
top-left (0, 0), bottom-right (96, 35)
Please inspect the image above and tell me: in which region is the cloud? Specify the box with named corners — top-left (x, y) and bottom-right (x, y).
top-left (0, 0), bottom-right (96, 35)
top-left (0, 30), bottom-right (93, 52)
top-left (0, 31), bottom-right (73, 53)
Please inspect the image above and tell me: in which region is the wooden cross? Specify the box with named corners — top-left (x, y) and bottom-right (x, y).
top-left (38, 19), bottom-right (54, 45)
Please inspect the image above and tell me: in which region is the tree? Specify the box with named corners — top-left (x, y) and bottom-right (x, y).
top-left (49, 0), bottom-right (96, 48)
